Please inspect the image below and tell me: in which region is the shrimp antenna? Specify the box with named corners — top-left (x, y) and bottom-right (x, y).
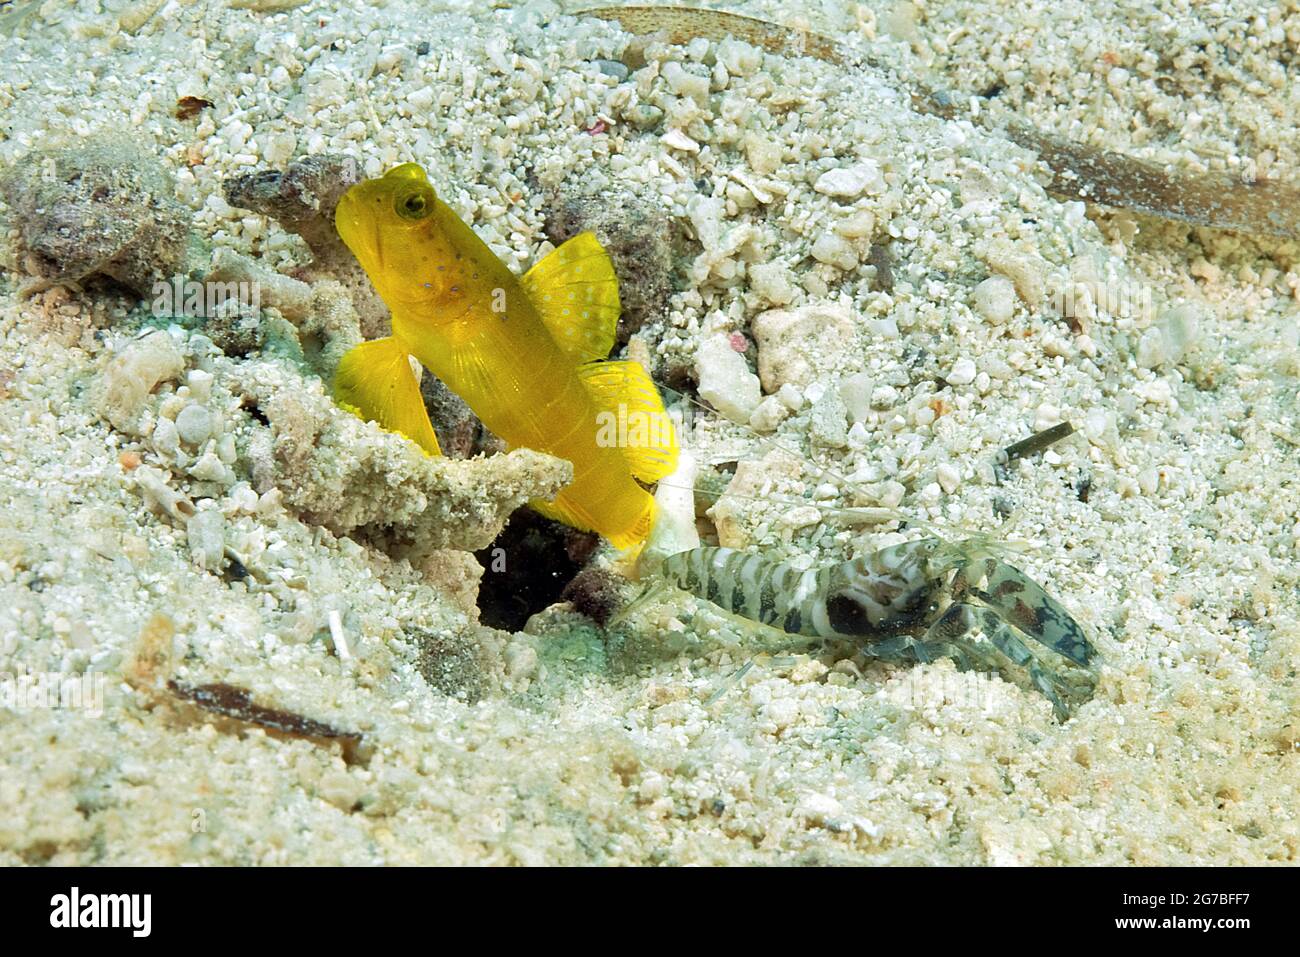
top-left (651, 382), bottom-right (992, 544)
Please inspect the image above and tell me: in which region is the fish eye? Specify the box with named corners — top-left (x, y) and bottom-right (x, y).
top-left (396, 189), bottom-right (431, 220)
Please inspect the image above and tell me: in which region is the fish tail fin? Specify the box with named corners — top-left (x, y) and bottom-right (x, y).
top-left (577, 359), bottom-right (679, 483)
top-left (333, 336), bottom-right (442, 456)
top-left (608, 493), bottom-right (656, 551)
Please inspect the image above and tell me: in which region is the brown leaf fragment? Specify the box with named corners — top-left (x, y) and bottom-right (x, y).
top-left (167, 679), bottom-right (368, 765)
top-left (175, 96), bottom-right (214, 120)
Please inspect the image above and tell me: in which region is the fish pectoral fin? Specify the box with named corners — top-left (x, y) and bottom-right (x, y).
top-left (577, 359), bottom-right (679, 483)
top-left (333, 336), bottom-right (442, 456)
top-left (521, 231), bottom-right (621, 363)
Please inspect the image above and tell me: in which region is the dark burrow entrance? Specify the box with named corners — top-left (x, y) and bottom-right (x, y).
top-left (473, 509), bottom-right (600, 632)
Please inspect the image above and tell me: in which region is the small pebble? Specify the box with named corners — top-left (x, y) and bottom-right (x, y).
top-left (809, 390), bottom-right (849, 448)
top-left (781, 506), bottom-right (822, 529)
top-left (936, 463), bottom-right (960, 494)
top-left (663, 129), bottom-right (700, 153)
top-left (811, 233), bottom-right (859, 271)
top-left (813, 161), bottom-right (884, 198)
top-left (973, 275), bottom-right (1016, 324)
top-left (186, 369), bottom-right (214, 403)
top-left (186, 509), bottom-right (225, 571)
top-left (777, 384), bottom-right (804, 410)
top-left (175, 403), bottom-right (213, 446)
top-left (748, 395), bottom-right (789, 433)
top-left (838, 372), bottom-right (873, 423)
top-left (152, 416), bottom-right (180, 456)
top-left (626, 104), bottom-right (663, 130)
top-left (696, 334), bottom-right (761, 424)
top-left (1034, 403), bottom-right (1063, 432)
top-left (947, 358), bottom-right (977, 386)
top-left (1158, 303), bottom-right (1203, 364)
top-left (189, 449), bottom-right (229, 483)
top-left (878, 480), bottom-right (905, 508)
top-left (593, 59), bottom-right (629, 81)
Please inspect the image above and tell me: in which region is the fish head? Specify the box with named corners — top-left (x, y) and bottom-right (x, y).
top-left (335, 163), bottom-right (447, 309)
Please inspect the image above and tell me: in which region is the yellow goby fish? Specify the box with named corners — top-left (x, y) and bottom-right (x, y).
top-left (332, 163), bottom-right (678, 549)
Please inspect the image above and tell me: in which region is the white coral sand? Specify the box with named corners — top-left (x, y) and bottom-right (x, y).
top-left (0, 0), bottom-right (1296, 864)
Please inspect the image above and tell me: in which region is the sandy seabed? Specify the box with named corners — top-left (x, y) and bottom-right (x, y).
top-left (0, 0), bottom-right (1297, 865)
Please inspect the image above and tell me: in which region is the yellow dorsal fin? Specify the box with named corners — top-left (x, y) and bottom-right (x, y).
top-left (333, 336), bottom-right (442, 456)
top-left (521, 232), bottom-right (621, 363)
top-left (578, 359), bottom-right (679, 483)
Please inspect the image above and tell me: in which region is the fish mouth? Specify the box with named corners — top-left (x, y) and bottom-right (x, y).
top-left (333, 187), bottom-right (385, 274)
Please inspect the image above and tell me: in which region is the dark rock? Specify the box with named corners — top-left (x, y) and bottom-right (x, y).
top-left (1, 140), bottom-right (205, 297)
top-left (223, 154), bottom-right (390, 338)
top-left (561, 567), bottom-right (627, 628)
top-left (544, 182), bottom-right (677, 346)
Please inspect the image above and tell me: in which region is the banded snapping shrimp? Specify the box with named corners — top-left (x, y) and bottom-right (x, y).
top-left (652, 538), bottom-right (1097, 720)
top-left (629, 442), bottom-right (1099, 722)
